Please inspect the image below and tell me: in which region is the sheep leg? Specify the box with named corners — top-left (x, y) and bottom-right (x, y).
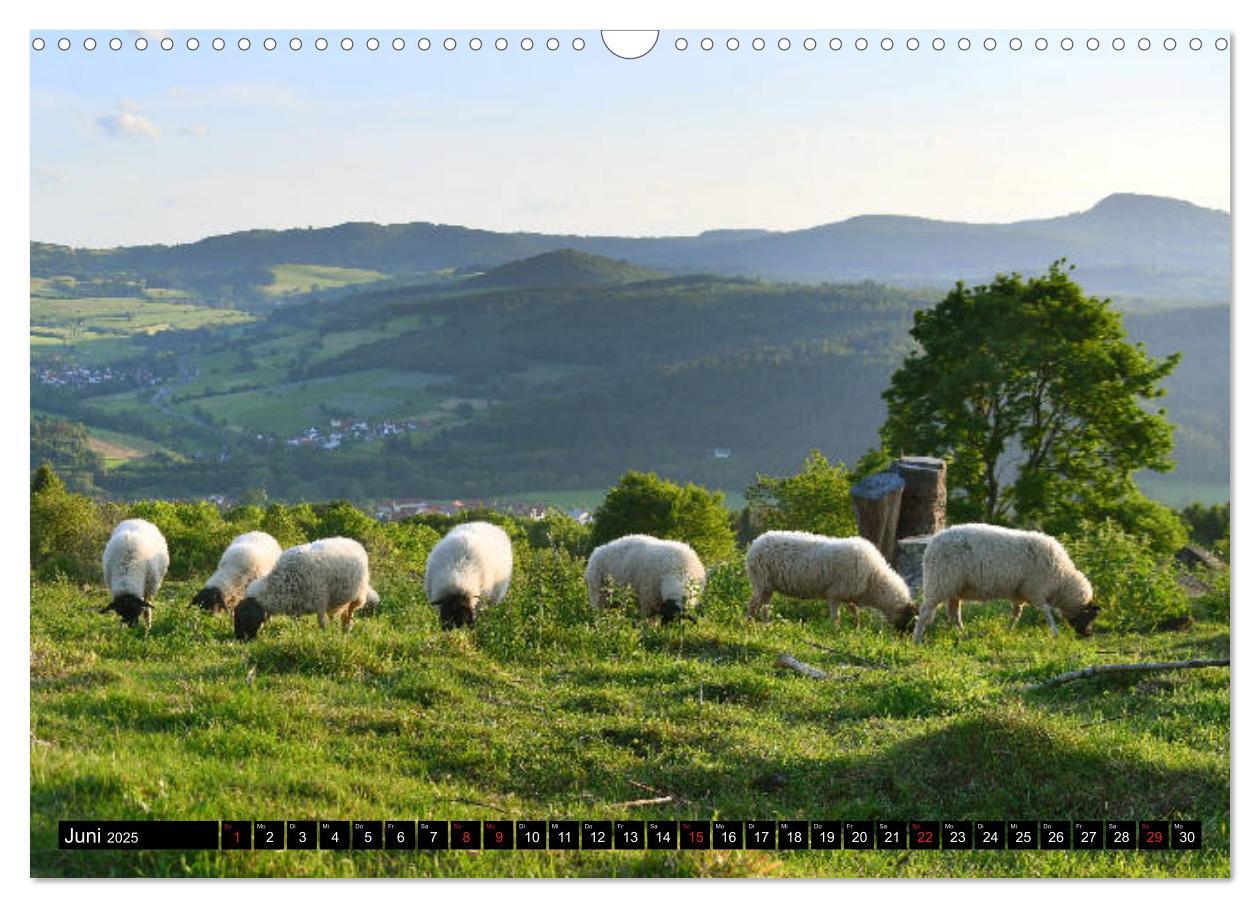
top-left (317, 610), bottom-right (328, 631)
top-left (912, 602), bottom-right (941, 644)
top-left (1039, 604), bottom-right (1060, 638)
top-left (848, 603), bottom-right (861, 628)
top-left (1009, 599), bottom-right (1026, 629)
top-left (828, 601), bottom-right (839, 626)
top-left (747, 588), bottom-right (772, 621)
top-left (341, 599), bottom-right (364, 633)
top-left (948, 599), bottom-right (964, 631)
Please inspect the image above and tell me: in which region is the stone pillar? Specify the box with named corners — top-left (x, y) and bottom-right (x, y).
top-left (894, 534), bottom-right (934, 597)
top-left (891, 457), bottom-right (947, 540)
top-left (850, 471), bottom-right (904, 563)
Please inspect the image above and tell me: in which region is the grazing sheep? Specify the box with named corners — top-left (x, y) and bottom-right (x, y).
top-left (745, 530), bottom-right (916, 632)
top-left (913, 523), bottom-right (1099, 644)
top-left (233, 537), bottom-right (378, 640)
top-left (192, 531), bottom-right (283, 614)
top-left (585, 534), bottom-right (705, 623)
top-left (425, 522), bottom-right (513, 629)
top-left (101, 518), bottom-right (169, 629)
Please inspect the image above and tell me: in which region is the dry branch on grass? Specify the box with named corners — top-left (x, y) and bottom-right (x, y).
top-left (776, 653), bottom-right (829, 679)
top-left (607, 795), bottom-right (673, 809)
top-left (1024, 658), bottom-right (1229, 691)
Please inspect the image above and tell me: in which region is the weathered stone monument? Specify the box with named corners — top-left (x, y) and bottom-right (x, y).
top-left (850, 456), bottom-right (948, 595)
top-left (849, 471), bottom-right (904, 562)
top-left (890, 456), bottom-right (948, 538)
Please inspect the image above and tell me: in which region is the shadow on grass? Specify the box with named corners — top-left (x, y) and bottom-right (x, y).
top-left (638, 708), bottom-right (1228, 821)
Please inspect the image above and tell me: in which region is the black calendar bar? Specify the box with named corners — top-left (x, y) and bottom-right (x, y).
top-left (56, 819), bottom-right (1203, 850)
top-left (58, 820), bottom-right (219, 849)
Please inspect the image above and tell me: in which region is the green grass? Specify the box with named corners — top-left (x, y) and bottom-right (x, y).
top-left (187, 369), bottom-right (452, 435)
top-left (30, 297), bottom-right (255, 366)
top-left (31, 556), bottom-right (1229, 878)
top-left (263, 264), bottom-right (386, 297)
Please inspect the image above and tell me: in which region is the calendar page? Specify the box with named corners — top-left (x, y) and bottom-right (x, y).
top-left (29, 25), bottom-right (1230, 879)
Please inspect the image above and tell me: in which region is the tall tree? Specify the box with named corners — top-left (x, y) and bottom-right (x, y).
top-left (880, 261), bottom-right (1183, 545)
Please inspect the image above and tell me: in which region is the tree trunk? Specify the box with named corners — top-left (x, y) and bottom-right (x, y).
top-left (891, 457), bottom-right (948, 539)
top-left (850, 471), bottom-right (905, 562)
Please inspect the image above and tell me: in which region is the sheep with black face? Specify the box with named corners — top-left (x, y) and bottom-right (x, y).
top-left (192, 531), bottom-right (282, 615)
top-left (234, 537), bottom-right (378, 640)
top-left (424, 522), bottom-right (513, 630)
top-left (585, 534), bottom-right (705, 623)
top-left (101, 518), bottom-right (169, 630)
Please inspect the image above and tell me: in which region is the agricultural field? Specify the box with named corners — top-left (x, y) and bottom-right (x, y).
top-left (262, 264), bottom-right (387, 297)
top-left (83, 426), bottom-right (172, 468)
top-left (31, 555), bottom-right (1229, 878)
top-left (30, 295), bottom-right (255, 366)
top-left (186, 369), bottom-right (456, 437)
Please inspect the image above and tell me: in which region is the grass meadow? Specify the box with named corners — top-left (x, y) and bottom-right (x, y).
top-left (30, 551), bottom-right (1229, 878)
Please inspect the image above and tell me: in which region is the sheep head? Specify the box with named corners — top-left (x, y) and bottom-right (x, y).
top-left (659, 599), bottom-right (696, 624)
top-left (234, 597), bottom-right (268, 640)
top-left (891, 602), bottom-right (918, 634)
top-left (100, 593), bottom-right (149, 627)
top-left (1067, 602), bottom-right (1101, 637)
top-left (436, 593), bottom-right (475, 630)
top-left (191, 586), bottom-right (227, 614)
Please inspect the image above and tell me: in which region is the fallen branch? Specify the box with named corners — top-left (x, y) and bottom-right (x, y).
top-left (607, 795), bottom-right (673, 810)
top-left (776, 652), bottom-right (829, 679)
top-left (1025, 658), bottom-right (1229, 691)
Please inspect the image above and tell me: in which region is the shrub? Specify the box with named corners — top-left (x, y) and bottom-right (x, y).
top-left (746, 450), bottom-right (857, 538)
top-left (1181, 501), bottom-right (1230, 553)
top-left (1063, 520), bottom-right (1190, 632)
top-left (523, 508), bottom-right (592, 558)
top-left (30, 464), bottom-right (110, 581)
top-left (591, 471), bottom-right (736, 564)
top-left (127, 499), bottom-right (234, 578)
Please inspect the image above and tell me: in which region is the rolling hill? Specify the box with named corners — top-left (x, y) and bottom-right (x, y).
top-left (31, 194), bottom-right (1230, 307)
top-left (462, 249), bottom-right (663, 289)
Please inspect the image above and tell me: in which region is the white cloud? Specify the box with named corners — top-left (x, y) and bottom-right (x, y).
top-left (178, 124), bottom-right (208, 138)
top-left (167, 82), bottom-right (301, 108)
top-left (95, 105), bottom-right (161, 139)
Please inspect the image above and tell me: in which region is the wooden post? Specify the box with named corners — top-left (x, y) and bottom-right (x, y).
top-left (891, 457), bottom-right (947, 540)
top-left (850, 472), bottom-right (904, 562)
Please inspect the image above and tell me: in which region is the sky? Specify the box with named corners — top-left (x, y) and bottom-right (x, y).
top-left (29, 29), bottom-right (1231, 248)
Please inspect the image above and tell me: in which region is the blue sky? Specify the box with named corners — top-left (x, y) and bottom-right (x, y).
top-left (30, 29), bottom-right (1230, 247)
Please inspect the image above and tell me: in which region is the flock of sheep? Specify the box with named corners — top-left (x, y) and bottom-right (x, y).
top-left (98, 516), bottom-right (1100, 645)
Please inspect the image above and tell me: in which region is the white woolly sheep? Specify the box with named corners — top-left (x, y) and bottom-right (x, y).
top-left (585, 534), bottom-right (706, 623)
top-left (425, 521), bottom-right (513, 629)
top-left (101, 518), bottom-right (170, 629)
top-left (233, 537), bottom-right (379, 640)
top-left (913, 523), bottom-right (1099, 644)
top-left (192, 531), bottom-right (283, 614)
top-left (745, 530), bottom-right (917, 632)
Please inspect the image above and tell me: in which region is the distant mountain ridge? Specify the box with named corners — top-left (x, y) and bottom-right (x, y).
top-left (31, 193), bottom-right (1230, 303)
